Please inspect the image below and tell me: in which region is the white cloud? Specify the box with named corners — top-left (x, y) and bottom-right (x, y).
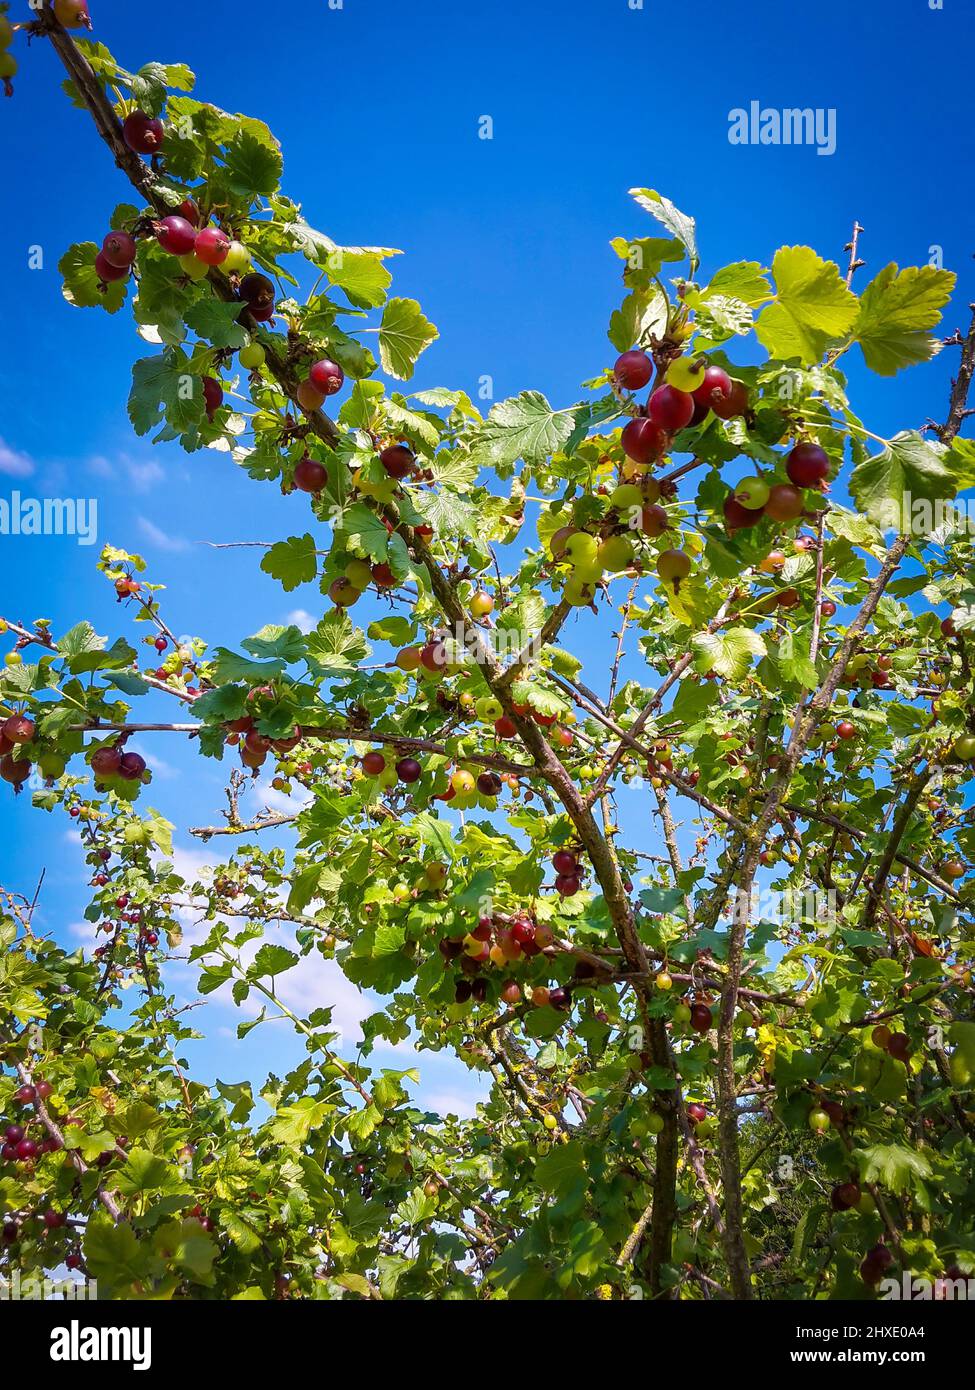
top-left (137, 516), bottom-right (189, 552)
top-left (126, 459), bottom-right (165, 492)
top-left (87, 453), bottom-right (164, 492)
top-left (0, 438), bottom-right (35, 478)
top-left (127, 739), bottom-right (178, 780)
top-left (286, 609), bottom-right (317, 634)
top-left (424, 1090), bottom-right (480, 1120)
top-left (251, 778), bottom-right (312, 818)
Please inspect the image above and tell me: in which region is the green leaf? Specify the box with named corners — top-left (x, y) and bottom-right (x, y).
top-left (183, 298), bottom-right (249, 350)
top-left (305, 609), bottom-right (369, 673)
top-left (608, 235), bottom-right (685, 285)
top-left (128, 61), bottom-right (194, 115)
top-left (849, 431), bottom-right (959, 531)
top-left (702, 261), bottom-right (772, 307)
top-left (251, 944), bottom-right (299, 978)
top-left (114, 1148), bottom-right (177, 1197)
top-left (755, 246), bottom-right (858, 365)
top-left (327, 252), bottom-right (392, 310)
top-left (339, 502), bottom-right (390, 562)
top-left (378, 298), bottom-right (439, 380)
top-left (210, 649), bottom-right (285, 683)
top-left (260, 534), bottom-right (319, 591)
top-left (153, 1218), bottom-right (218, 1281)
top-left (83, 1212), bottom-right (147, 1287)
top-left (221, 1209), bottom-right (262, 1255)
top-left (56, 621), bottom-right (104, 662)
top-left (628, 188), bottom-right (698, 270)
top-left (777, 631), bottom-right (819, 689)
top-left (241, 624), bottom-right (307, 663)
top-left (128, 350), bottom-right (202, 439)
top-left (268, 1096), bottom-right (329, 1145)
top-left (608, 285), bottom-right (669, 353)
top-left (856, 1143), bottom-right (933, 1194)
top-left (691, 626), bottom-right (766, 680)
top-left (223, 128), bottom-right (283, 198)
top-left (59, 242), bottom-right (128, 314)
top-left (468, 392), bottom-right (575, 473)
top-left (534, 1140), bottom-right (587, 1196)
top-left (853, 263), bottom-right (956, 376)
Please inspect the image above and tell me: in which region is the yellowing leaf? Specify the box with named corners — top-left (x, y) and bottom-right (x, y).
top-left (755, 246), bottom-right (858, 364)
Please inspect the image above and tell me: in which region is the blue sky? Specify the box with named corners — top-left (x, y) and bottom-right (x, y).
top-left (1, 0), bottom-right (972, 1112)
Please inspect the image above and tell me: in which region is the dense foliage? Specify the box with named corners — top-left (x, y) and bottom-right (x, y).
top-left (2, 4), bottom-right (974, 1301)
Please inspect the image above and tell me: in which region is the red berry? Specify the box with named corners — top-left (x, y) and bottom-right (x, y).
top-left (5, 1125), bottom-right (24, 1144)
top-left (710, 379), bottom-right (749, 420)
top-left (691, 365), bottom-right (733, 412)
top-left (123, 111), bottom-right (164, 155)
top-left (101, 230), bottom-right (138, 269)
top-left (43, 1209), bottom-right (67, 1229)
top-left (157, 216), bottom-right (197, 256)
top-left (309, 359), bottom-right (345, 396)
top-left (621, 415), bottom-right (667, 465)
top-left (118, 751), bottom-right (147, 781)
top-left (16, 1138), bottom-right (38, 1160)
top-left (511, 919), bottom-right (535, 947)
top-left (0, 755), bottom-right (32, 789)
top-left (154, 636), bottom-right (167, 652)
top-left (723, 495), bottom-right (764, 533)
top-left (494, 715), bottom-right (517, 739)
top-left (239, 273), bottom-right (275, 309)
top-left (690, 1003), bottom-right (712, 1033)
top-left (14, 1085), bottom-right (36, 1105)
top-left (202, 376), bottom-right (224, 419)
top-left (395, 757), bottom-right (422, 784)
top-left (54, 0), bottom-right (91, 29)
top-left (764, 483), bottom-right (804, 523)
top-left (361, 751), bottom-right (386, 776)
top-left (555, 874), bottom-right (581, 896)
top-left (193, 227), bottom-right (230, 266)
top-left (372, 562), bottom-right (396, 589)
top-left (95, 251), bottom-right (130, 283)
top-left (177, 198), bottom-right (201, 227)
top-left (614, 350), bottom-right (654, 391)
top-left (2, 714), bottom-right (35, 743)
top-left (647, 384), bottom-right (694, 432)
top-left (552, 849), bottom-right (577, 876)
top-left (380, 445), bottom-right (415, 479)
top-left (91, 746), bottom-right (122, 778)
top-left (786, 443), bottom-right (830, 488)
top-left (294, 456), bottom-right (328, 494)
top-left (420, 641), bottom-right (446, 672)
top-left (836, 720), bottom-right (856, 740)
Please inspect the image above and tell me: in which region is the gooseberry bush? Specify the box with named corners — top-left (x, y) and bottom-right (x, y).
top-left (2, 5), bottom-right (975, 1302)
